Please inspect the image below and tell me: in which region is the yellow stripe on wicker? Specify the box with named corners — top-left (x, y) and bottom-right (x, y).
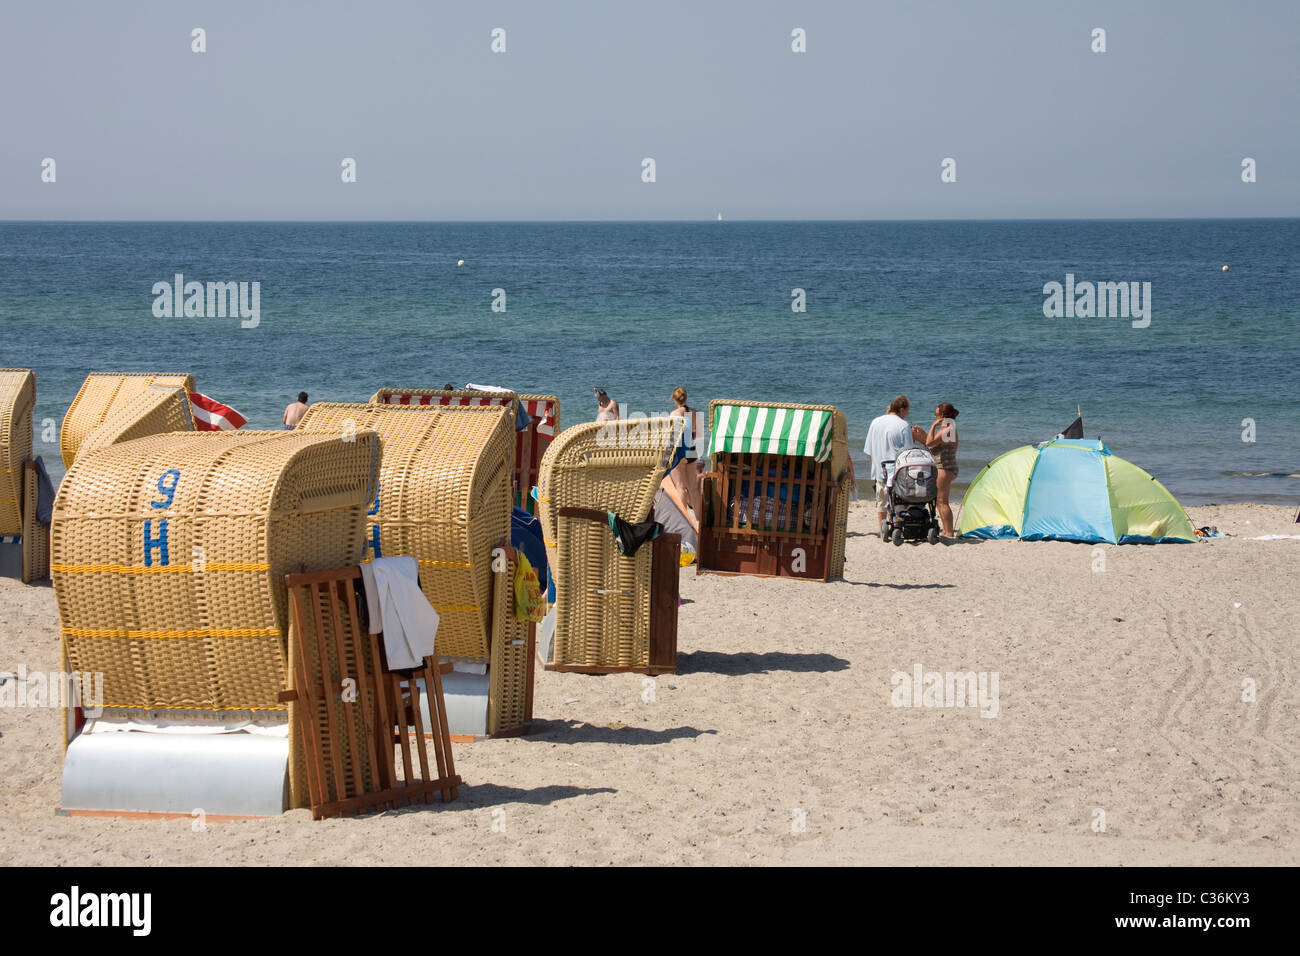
top-left (359, 556), bottom-right (475, 569)
top-left (52, 561), bottom-right (272, 574)
top-left (62, 627), bottom-right (281, 639)
top-left (110, 704), bottom-right (288, 712)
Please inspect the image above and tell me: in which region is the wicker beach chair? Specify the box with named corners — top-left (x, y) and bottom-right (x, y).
top-left (0, 369), bottom-right (35, 538)
top-left (698, 399), bottom-right (850, 581)
top-left (21, 460), bottom-right (50, 583)
top-left (297, 402), bottom-right (533, 737)
top-left (76, 385), bottom-right (194, 461)
top-left (370, 387), bottom-right (561, 511)
top-left (536, 417), bottom-right (685, 673)
top-left (52, 430), bottom-right (378, 815)
top-left (61, 372), bottom-right (195, 467)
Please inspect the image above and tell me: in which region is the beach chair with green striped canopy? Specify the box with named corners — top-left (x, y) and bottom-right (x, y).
top-left (699, 399), bottom-right (850, 581)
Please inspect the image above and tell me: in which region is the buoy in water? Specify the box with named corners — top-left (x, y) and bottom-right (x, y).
top-left (1222, 265), bottom-right (1229, 271)
top-left (457, 259), bottom-right (465, 267)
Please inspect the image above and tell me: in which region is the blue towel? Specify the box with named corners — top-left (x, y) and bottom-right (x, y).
top-left (510, 506), bottom-right (547, 586)
top-left (33, 456), bottom-right (55, 524)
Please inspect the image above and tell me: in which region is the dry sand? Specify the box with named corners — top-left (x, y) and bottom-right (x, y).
top-left (1, 503), bottom-right (1297, 866)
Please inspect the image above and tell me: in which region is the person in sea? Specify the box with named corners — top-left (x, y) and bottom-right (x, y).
top-left (925, 402), bottom-right (959, 537)
top-left (594, 387), bottom-right (620, 422)
top-left (282, 391), bottom-right (309, 429)
top-left (864, 395), bottom-right (927, 531)
top-left (668, 386), bottom-right (704, 520)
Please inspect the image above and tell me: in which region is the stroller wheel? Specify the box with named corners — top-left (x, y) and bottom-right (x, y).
top-left (927, 527), bottom-right (939, 545)
top-left (892, 528), bottom-right (904, 547)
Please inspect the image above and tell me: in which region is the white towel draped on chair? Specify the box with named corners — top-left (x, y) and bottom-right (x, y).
top-left (359, 556), bottom-right (440, 670)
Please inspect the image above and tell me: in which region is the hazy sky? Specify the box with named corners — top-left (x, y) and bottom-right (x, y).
top-left (2, 0), bottom-right (1296, 219)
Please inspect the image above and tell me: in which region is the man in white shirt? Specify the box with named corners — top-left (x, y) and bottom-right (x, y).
top-left (865, 395), bottom-right (926, 525)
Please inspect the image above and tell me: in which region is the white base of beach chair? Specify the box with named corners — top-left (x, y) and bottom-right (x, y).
top-left (60, 730), bottom-right (288, 818)
top-left (418, 668), bottom-right (489, 738)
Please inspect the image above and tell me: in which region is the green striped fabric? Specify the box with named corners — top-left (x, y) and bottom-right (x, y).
top-left (708, 404), bottom-right (834, 461)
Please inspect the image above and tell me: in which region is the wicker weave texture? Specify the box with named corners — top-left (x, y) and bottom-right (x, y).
top-left (370, 388), bottom-right (561, 507)
top-left (488, 545), bottom-right (532, 735)
top-left (52, 430), bottom-right (377, 713)
top-left (77, 386), bottom-right (195, 462)
top-left (296, 402), bottom-right (513, 660)
top-left (537, 417), bottom-right (683, 669)
top-left (0, 369), bottom-right (35, 536)
top-left (61, 372), bottom-right (195, 468)
top-left (536, 417), bottom-right (684, 561)
top-left (830, 473), bottom-right (849, 579)
top-left (22, 460), bottom-right (49, 583)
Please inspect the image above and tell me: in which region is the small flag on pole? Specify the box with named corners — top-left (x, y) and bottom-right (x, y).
top-left (1057, 416), bottom-right (1084, 440)
top-left (189, 392), bottom-right (248, 431)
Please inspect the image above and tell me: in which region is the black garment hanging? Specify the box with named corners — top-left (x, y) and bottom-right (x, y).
top-left (606, 512), bottom-right (662, 557)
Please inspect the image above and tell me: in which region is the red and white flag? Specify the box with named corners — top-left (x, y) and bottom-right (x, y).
top-left (189, 392), bottom-right (248, 431)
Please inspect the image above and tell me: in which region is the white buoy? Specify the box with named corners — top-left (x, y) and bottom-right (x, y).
top-left (1222, 265), bottom-right (1229, 271)
top-left (457, 259), bottom-right (465, 267)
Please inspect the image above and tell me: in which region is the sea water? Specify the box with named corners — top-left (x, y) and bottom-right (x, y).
top-left (2, 219), bottom-right (1296, 504)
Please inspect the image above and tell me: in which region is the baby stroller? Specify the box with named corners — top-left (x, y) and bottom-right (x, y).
top-left (881, 445), bottom-right (941, 546)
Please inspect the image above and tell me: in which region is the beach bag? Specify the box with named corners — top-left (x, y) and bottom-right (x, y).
top-left (514, 552), bottom-right (545, 622)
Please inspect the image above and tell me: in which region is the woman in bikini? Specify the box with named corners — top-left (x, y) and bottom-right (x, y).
top-left (669, 386), bottom-right (704, 522)
top-left (926, 402), bottom-right (959, 537)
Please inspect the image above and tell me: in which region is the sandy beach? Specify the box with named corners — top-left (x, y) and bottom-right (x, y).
top-left (2, 502), bottom-right (1296, 866)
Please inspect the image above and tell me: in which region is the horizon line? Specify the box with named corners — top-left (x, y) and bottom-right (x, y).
top-left (2, 216), bottom-right (1298, 225)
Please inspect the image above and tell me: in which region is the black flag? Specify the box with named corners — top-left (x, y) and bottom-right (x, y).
top-left (1058, 416), bottom-right (1084, 440)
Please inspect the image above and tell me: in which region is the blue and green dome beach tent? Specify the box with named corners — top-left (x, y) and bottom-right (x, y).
top-left (958, 439), bottom-right (1195, 544)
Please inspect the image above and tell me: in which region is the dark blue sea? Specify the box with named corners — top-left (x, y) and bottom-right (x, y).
top-left (2, 220), bottom-right (1297, 504)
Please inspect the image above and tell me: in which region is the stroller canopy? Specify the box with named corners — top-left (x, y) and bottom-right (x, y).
top-left (959, 439), bottom-right (1195, 544)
